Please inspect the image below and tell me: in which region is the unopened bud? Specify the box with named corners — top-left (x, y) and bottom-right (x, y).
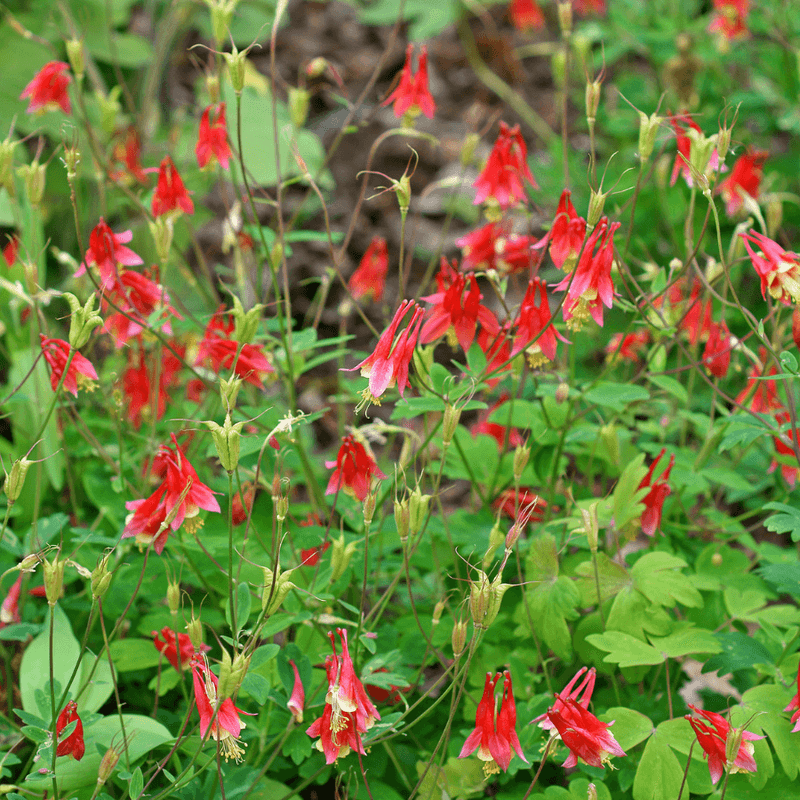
top-left (483, 523), bottom-right (504, 570)
top-left (363, 489), bottom-right (377, 526)
top-left (451, 617), bottom-right (468, 656)
top-left (432, 599), bottom-right (445, 627)
top-left (587, 784), bottom-right (598, 800)
top-left (585, 77), bottom-right (601, 125)
top-left (395, 172), bottom-right (411, 214)
top-left (276, 494), bottom-right (288, 522)
top-left (460, 132), bottom-right (480, 167)
top-left (43, 554), bottom-right (64, 607)
top-left (261, 565), bottom-right (295, 616)
top-left (4, 457), bottom-right (32, 504)
top-left (638, 111), bottom-right (661, 162)
top-left (581, 501), bottom-right (600, 553)
top-left (204, 414), bottom-right (243, 474)
top-left (289, 87), bottom-right (310, 129)
top-left (306, 57), bottom-right (328, 79)
top-left (18, 553), bottom-right (40, 572)
top-left (224, 47), bottom-right (246, 95)
top-left (408, 488), bottom-right (430, 535)
top-left (91, 554), bottom-right (112, 600)
top-left (231, 296), bottom-right (263, 344)
top-left (469, 570), bottom-right (492, 627)
top-left (148, 217), bottom-right (174, 264)
top-left (555, 382), bottom-right (569, 404)
top-left (63, 143), bottom-right (80, 179)
top-left (64, 292), bottom-right (102, 349)
top-left (587, 189), bottom-right (607, 229)
top-left (66, 39), bottom-right (84, 81)
top-left (167, 580), bottom-right (181, 614)
top-left (513, 444), bottom-right (530, 483)
top-left (329, 534), bottom-right (357, 583)
top-left (394, 497), bottom-right (409, 543)
top-left (17, 161), bottom-right (46, 206)
top-left (97, 743), bottom-right (122, 785)
top-left (0, 136), bottom-right (18, 195)
top-left (187, 615), bottom-right (204, 650)
top-left (442, 403), bottom-right (461, 446)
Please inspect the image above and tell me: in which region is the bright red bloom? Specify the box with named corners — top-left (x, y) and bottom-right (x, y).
top-left (605, 331), bottom-right (650, 363)
top-left (476, 323), bottom-right (513, 388)
top-left (349, 236), bottom-right (389, 302)
top-left (686, 704), bottom-right (761, 784)
top-left (382, 44), bottom-right (435, 120)
top-left (473, 122), bottom-right (537, 210)
top-left (3, 235), bottom-right (19, 267)
top-left (192, 656), bottom-right (247, 762)
top-left (573, 0), bottom-right (606, 14)
top-left (288, 660), bottom-right (305, 723)
top-left (638, 448), bottom-right (674, 537)
top-left (547, 696), bottom-right (625, 768)
top-left (231, 482), bottom-right (256, 526)
top-left (457, 222), bottom-right (505, 272)
top-left (420, 260), bottom-right (500, 352)
top-left (301, 541), bottom-right (331, 566)
top-left (553, 217), bottom-right (619, 330)
top-left (673, 278), bottom-right (713, 345)
top-left (771, 411), bottom-right (800, 487)
top-left (152, 157), bottom-right (194, 217)
top-left (550, 189), bottom-right (586, 271)
top-left (56, 701), bottom-right (85, 761)
top-left (153, 626), bottom-right (210, 671)
top-left (326, 435), bottom-right (387, 501)
top-left (20, 61), bottom-right (71, 114)
top-left (708, 0), bottom-right (750, 42)
top-left (459, 671), bottom-right (527, 775)
top-left (196, 103), bottom-right (231, 170)
top-left (0, 574), bottom-right (22, 628)
top-left (103, 269), bottom-right (178, 346)
top-left (534, 666), bottom-right (595, 732)
top-left (121, 341), bottom-right (183, 429)
top-left (718, 149), bottom-right (767, 216)
top-left (79, 218), bottom-right (143, 290)
top-left (471, 396), bottom-right (524, 450)
top-left (784, 664), bottom-right (800, 733)
top-left (703, 320), bottom-right (731, 378)
top-left (306, 629), bottom-right (381, 763)
top-left (736, 349), bottom-right (781, 414)
top-left (347, 299), bottom-right (424, 407)
top-left (512, 278), bottom-right (567, 368)
top-left (40, 336), bottom-right (98, 397)
top-left (196, 309), bottom-right (274, 388)
top-left (122, 433), bottom-right (221, 553)
top-left (110, 126), bottom-right (149, 184)
top-left (670, 114), bottom-right (720, 188)
top-left (492, 487), bottom-right (546, 521)
top-left (510, 0), bottom-right (545, 30)
top-left (740, 229), bottom-right (800, 306)
top-left (498, 233), bottom-right (544, 275)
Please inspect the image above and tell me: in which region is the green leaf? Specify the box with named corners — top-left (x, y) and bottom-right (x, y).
top-left (129, 766), bottom-right (143, 800)
top-left (110, 639), bottom-right (163, 672)
top-left (613, 453), bottom-right (649, 530)
top-left (487, 400), bottom-right (549, 437)
top-left (763, 503), bottom-right (800, 542)
top-left (282, 727), bottom-right (313, 766)
top-left (226, 581), bottom-right (253, 631)
top-left (606, 588), bottom-right (672, 641)
top-left (647, 375), bottom-right (688, 404)
top-left (573, 553), bottom-right (630, 606)
top-left (240, 672), bottom-right (270, 704)
top-left (702, 632), bottom-right (774, 674)
top-left (759, 562), bottom-right (800, 595)
top-left (724, 587), bottom-right (769, 621)
top-left (632, 725), bottom-right (684, 800)
top-left (391, 397), bottom-right (486, 420)
top-left (631, 552), bottom-right (702, 608)
top-left (739, 685), bottom-right (800, 780)
top-left (586, 631), bottom-right (665, 667)
top-left (357, 0), bottom-right (460, 39)
top-left (250, 644), bottom-right (280, 669)
top-left (598, 707), bottom-right (654, 751)
top-left (718, 416), bottom-right (773, 452)
top-left (77, 650), bottom-right (114, 714)
top-left (585, 382), bottom-right (650, 412)
top-left (647, 625), bottom-right (722, 658)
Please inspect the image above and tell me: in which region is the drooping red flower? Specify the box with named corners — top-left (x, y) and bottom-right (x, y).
top-left (196, 103), bottom-right (231, 170)
top-left (349, 236), bottom-right (389, 302)
top-left (192, 655), bottom-right (248, 762)
top-left (718, 149), bottom-right (767, 216)
top-left (740, 229), bottom-right (800, 306)
top-left (110, 126), bottom-right (149, 184)
top-left (122, 433), bottom-right (221, 553)
top-left (231, 482), bottom-right (256, 526)
top-left (547, 696), bottom-right (625, 769)
top-left (0, 574), bottom-right (22, 628)
top-left (40, 336), bottom-right (98, 397)
top-left (550, 189), bottom-right (586, 271)
top-left (78, 218), bottom-right (143, 290)
top-left (476, 323), bottom-right (514, 388)
top-left (346, 299), bottom-right (424, 408)
top-left (325, 435), bottom-right (387, 501)
top-left (471, 396), bottom-right (524, 451)
top-left (784, 663), bottom-right (800, 733)
top-left (56, 701), bottom-right (85, 761)
top-left (382, 44), bottom-right (435, 120)
top-left (458, 222), bottom-right (505, 272)
top-left (771, 411), bottom-right (800, 487)
top-left (474, 122), bottom-right (537, 210)
top-left (638, 448), bottom-right (674, 537)
top-left (686, 704), bottom-right (761, 784)
top-left (512, 278), bottom-right (567, 368)
top-left (459, 671), bottom-right (527, 775)
top-left (509, 0), bottom-right (545, 31)
top-left (492, 487), bottom-right (547, 521)
top-left (605, 331), bottom-right (650, 363)
top-left (121, 341), bottom-right (183, 429)
top-left (708, 0), bottom-right (750, 42)
top-left (288, 660), bottom-right (305, 723)
top-left (152, 157), bottom-right (194, 217)
top-left (673, 278), bottom-right (713, 345)
top-left (703, 320), bottom-right (731, 378)
top-left (534, 666), bottom-right (596, 732)
top-left (735, 349), bottom-right (781, 414)
top-left (20, 61), bottom-right (71, 114)
top-left (153, 626), bottom-right (210, 671)
top-left (3, 235), bottom-right (19, 267)
top-left (573, 0), bottom-right (606, 14)
top-left (301, 541), bottom-right (331, 566)
top-left (553, 217), bottom-right (620, 330)
top-left (306, 629), bottom-right (381, 763)
top-left (670, 113), bottom-right (720, 187)
top-left (103, 269), bottom-right (178, 346)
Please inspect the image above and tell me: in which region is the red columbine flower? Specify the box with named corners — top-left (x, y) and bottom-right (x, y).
top-left (78, 218), bottom-right (143, 290)
top-left (708, 0), bottom-right (750, 43)
top-left (458, 222), bottom-right (506, 272)
top-left (153, 627), bottom-right (210, 671)
top-left (605, 331), bottom-right (650, 364)
top-left (3, 235), bottom-right (19, 267)
top-left (492, 487), bottom-right (546, 521)
top-left (192, 656), bottom-right (247, 762)
top-left (196, 103), bottom-right (231, 170)
top-left (326, 435), bottom-right (387, 501)
top-left (349, 236), bottom-right (389, 302)
top-left (703, 320), bottom-right (731, 378)
top-left (121, 341), bottom-right (183, 429)
top-left (784, 664), bottom-right (800, 732)
top-left (512, 278), bottom-right (567, 368)
top-left (477, 323), bottom-right (513, 388)
top-left (306, 629), bottom-right (381, 763)
top-left (110, 126), bottom-right (149, 184)
top-left (686, 704), bottom-right (761, 784)
top-left (0, 574), bottom-right (22, 628)
top-left (547, 696), bottom-right (625, 769)
top-left (550, 189), bottom-right (586, 271)
top-left (771, 411), bottom-right (800, 487)
top-left (40, 336), bottom-right (98, 397)
top-left (736, 349), bottom-right (781, 414)
top-left (740, 229), bottom-right (800, 306)
top-left (670, 113), bottom-right (721, 187)
top-left (718, 149), bottom-right (767, 217)
top-left (103, 269), bottom-right (178, 346)
top-left (473, 122), bottom-right (537, 210)
top-left (122, 433), bottom-right (221, 553)
top-left (288, 660), bottom-right (305, 723)
top-left (672, 278), bottom-right (713, 345)
top-left (459, 671), bottom-right (527, 776)
top-left (638, 448), bottom-right (674, 537)
top-left (509, 0), bottom-right (545, 31)
top-left (534, 666), bottom-right (596, 733)
top-left (382, 44), bottom-right (435, 120)
top-left (553, 217), bottom-right (619, 331)
top-left (20, 61), bottom-right (71, 114)
top-left (347, 299), bottom-right (424, 408)
top-left (56, 701), bottom-right (85, 761)
top-left (152, 157), bottom-right (194, 217)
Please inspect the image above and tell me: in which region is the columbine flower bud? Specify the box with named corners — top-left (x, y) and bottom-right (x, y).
top-left (638, 111), bottom-right (661, 163)
top-left (4, 456), bottom-right (32, 504)
top-left (469, 569), bottom-right (492, 628)
top-left (288, 87), bottom-right (310, 129)
top-left (329, 534), bottom-right (357, 583)
top-left (261, 565), bottom-right (295, 616)
top-left (17, 161), bottom-right (46, 206)
top-left (64, 292), bottom-right (103, 349)
top-left (231, 296), bottom-right (263, 344)
top-left (91, 554), bottom-right (112, 600)
top-left (585, 76), bottom-right (602, 127)
top-left (451, 617), bottom-right (468, 656)
top-left (587, 188), bottom-right (608, 229)
top-left (460, 132), bottom-right (480, 167)
top-left (442, 403), bottom-right (461, 447)
top-left (0, 136), bottom-right (18, 195)
top-left (408, 487), bottom-right (430, 535)
top-left (204, 415), bottom-right (243, 474)
top-left (483, 523), bottom-right (504, 570)
top-left (306, 57), bottom-right (328, 79)
top-left (187, 614), bottom-right (204, 650)
top-left (224, 46), bottom-right (246, 95)
top-left (18, 553), bottom-right (40, 573)
top-left (394, 497), bottom-right (410, 543)
top-left (555, 382), bottom-right (569, 404)
top-left (43, 554), bottom-right (64, 607)
top-left (557, 1), bottom-right (572, 36)
top-left (395, 172), bottom-right (411, 215)
top-left (66, 39), bottom-right (84, 81)
top-left (275, 494), bottom-right (288, 522)
top-left (581, 501), bottom-right (600, 553)
top-left (551, 50), bottom-right (567, 88)
top-left (219, 375), bottom-right (242, 411)
top-left (363, 489), bottom-right (377, 526)
top-left (513, 444), bottom-right (530, 483)
top-left (97, 741), bottom-right (122, 786)
top-left (587, 784), bottom-right (598, 800)
top-left (688, 129), bottom-right (718, 188)
top-left (148, 217), bottom-right (174, 264)
top-left (167, 580), bottom-right (181, 614)
top-left (432, 599), bottom-right (445, 627)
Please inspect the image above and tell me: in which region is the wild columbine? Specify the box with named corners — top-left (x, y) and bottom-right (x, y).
top-left (306, 628), bottom-right (381, 763)
top-left (509, 0), bottom-right (545, 31)
top-left (3, 235), bottom-right (19, 267)
top-left (547, 696), bottom-right (625, 769)
top-left (553, 217), bottom-right (620, 331)
top-left (347, 299), bottom-right (424, 409)
top-left (110, 126), bottom-right (149, 184)
top-left (771, 411), bottom-right (800, 487)
top-left (382, 43), bottom-right (435, 120)
top-left (512, 278), bottom-right (567, 368)
top-left (55, 701), bottom-right (85, 761)
top-left (192, 656), bottom-right (248, 762)
top-left (670, 114), bottom-right (720, 187)
top-left (40, 336), bottom-right (98, 396)
top-left (477, 323), bottom-right (513, 388)
top-left (492, 487), bottom-right (546, 521)
top-left (103, 269), bottom-right (178, 346)
top-left (686, 705), bottom-right (761, 784)
top-left (718, 149), bottom-right (767, 216)
top-left (459, 671), bottom-right (528, 776)
top-left (703, 320), bottom-right (732, 378)
top-left (740, 230), bottom-right (800, 305)
top-left (471, 396), bottom-right (524, 450)
top-left (534, 666), bottom-right (596, 733)
top-left (196, 103), bottom-right (231, 170)
top-left (287, 660), bottom-right (305, 723)
top-left (708, 0), bottom-right (750, 43)
top-left (0, 574), bottom-right (22, 628)
top-left (153, 626), bottom-right (210, 671)
top-left (122, 433), bottom-right (220, 553)
top-left (474, 122), bottom-right (537, 210)
top-left (605, 331), bottom-right (650, 364)
top-left (672, 278), bottom-right (713, 345)
top-left (152, 156), bottom-right (194, 217)
top-left (349, 236), bottom-right (389, 302)
top-left (20, 61), bottom-right (71, 114)
top-left (122, 342), bottom-right (184, 429)
top-left (784, 663), bottom-right (800, 732)
top-left (549, 189), bottom-right (586, 271)
top-left (457, 222), bottom-right (505, 272)
top-left (79, 218), bottom-right (143, 289)
top-left (325, 435), bottom-right (387, 501)
top-left (638, 448), bottom-right (674, 537)
top-left (735, 349), bottom-right (780, 414)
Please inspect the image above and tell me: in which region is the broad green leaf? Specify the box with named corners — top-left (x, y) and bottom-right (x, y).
top-left (391, 397), bottom-right (486, 420)
top-left (226, 581), bottom-right (253, 631)
top-left (606, 588), bottom-right (672, 641)
top-left (586, 631), bottom-right (665, 667)
top-left (573, 553), bottom-right (630, 606)
top-left (762, 503), bottom-right (800, 542)
top-left (648, 375), bottom-right (688, 404)
top-left (598, 707), bottom-right (654, 751)
top-left (76, 650), bottom-right (114, 714)
top-left (739, 685), bottom-right (800, 780)
top-left (632, 725), bottom-right (684, 800)
top-left (718, 416), bottom-right (773, 452)
top-left (759, 562), bottom-right (800, 595)
top-left (357, 0), bottom-right (460, 40)
top-left (129, 766), bottom-right (143, 800)
top-left (647, 625), bottom-right (722, 658)
top-left (702, 632), bottom-right (774, 674)
top-left (631, 552), bottom-right (702, 608)
top-left (585, 382), bottom-right (650, 412)
top-left (487, 399), bottom-right (549, 438)
top-left (613, 453), bottom-right (649, 531)
top-left (724, 587), bottom-right (769, 620)
top-left (111, 639), bottom-right (163, 672)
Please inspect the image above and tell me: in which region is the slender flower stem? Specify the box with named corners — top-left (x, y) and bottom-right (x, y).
top-left (521, 736), bottom-right (555, 800)
top-left (49, 603), bottom-right (59, 800)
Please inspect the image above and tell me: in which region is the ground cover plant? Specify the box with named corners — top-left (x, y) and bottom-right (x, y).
top-left (2, 0), bottom-right (800, 798)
